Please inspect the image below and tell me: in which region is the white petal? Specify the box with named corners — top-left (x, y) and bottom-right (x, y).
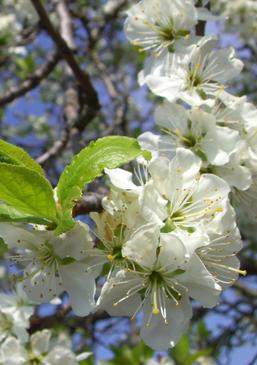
top-left (98, 270), bottom-right (142, 317)
top-left (54, 222), bottom-right (93, 260)
top-left (180, 255), bottom-right (221, 307)
top-left (122, 223), bottom-right (160, 269)
top-left (76, 352), bottom-right (92, 361)
top-left (169, 148), bottom-right (201, 184)
top-left (140, 182), bottom-right (168, 225)
top-left (214, 161), bottom-right (252, 191)
top-left (105, 168), bottom-right (140, 192)
top-left (59, 262), bottom-right (96, 316)
top-left (44, 347), bottom-right (77, 365)
top-left (138, 131), bottom-right (175, 159)
top-left (0, 337), bottom-right (27, 365)
top-left (158, 233), bottom-right (188, 272)
top-left (140, 296), bottom-right (192, 350)
top-left (31, 329), bottom-right (51, 355)
top-left (22, 263), bottom-right (63, 303)
top-left (146, 75), bottom-right (184, 102)
top-left (154, 101), bottom-right (188, 133)
top-left (0, 223), bottom-right (38, 249)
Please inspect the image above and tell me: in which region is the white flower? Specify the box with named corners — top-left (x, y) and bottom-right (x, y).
top-left (208, 93), bottom-right (257, 189)
top-left (0, 330), bottom-right (91, 365)
top-left (98, 223), bottom-right (221, 350)
top-left (211, 146), bottom-right (252, 191)
top-left (124, 0), bottom-right (198, 57)
top-left (98, 224), bottom-right (193, 350)
top-left (154, 101), bottom-right (240, 165)
top-left (236, 200), bottom-right (257, 241)
top-left (30, 330), bottom-right (76, 365)
top-left (14, 0), bottom-right (39, 23)
top-left (233, 175), bottom-right (257, 225)
top-left (104, 167), bottom-right (144, 196)
top-left (90, 185), bottom-right (147, 277)
top-left (140, 148), bottom-right (230, 233)
top-left (103, 0), bottom-right (126, 14)
top-left (138, 131), bottom-right (174, 160)
top-left (213, 93), bottom-right (257, 147)
top-left (0, 337), bottom-right (27, 365)
top-left (0, 285), bottom-right (33, 344)
top-left (196, 356), bottom-right (216, 365)
top-left (0, 14), bottom-right (20, 40)
top-left (196, 206), bottom-right (245, 289)
top-left (0, 222), bottom-right (97, 316)
top-left (140, 37), bottom-right (243, 106)
top-left (214, 0), bottom-right (257, 41)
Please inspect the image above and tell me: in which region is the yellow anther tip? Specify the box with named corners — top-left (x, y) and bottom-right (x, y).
top-left (152, 308), bottom-right (160, 315)
top-left (240, 270), bottom-right (247, 276)
top-left (107, 255), bottom-right (114, 262)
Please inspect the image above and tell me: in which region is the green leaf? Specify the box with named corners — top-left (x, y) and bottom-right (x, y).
top-left (0, 139), bottom-right (44, 175)
top-left (198, 320), bottom-right (211, 339)
top-left (56, 136), bottom-right (150, 234)
top-left (170, 335), bottom-right (190, 365)
top-left (16, 54), bottom-right (36, 80)
top-left (0, 204), bottom-right (51, 225)
top-left (0, 238), bottom-right (8, 256)
top-left (185, 348), bottom-right (213, 365)
top-left (109, 342), bottom-right (153, 365)
top-left (0, 164), bottom-right (57, 224)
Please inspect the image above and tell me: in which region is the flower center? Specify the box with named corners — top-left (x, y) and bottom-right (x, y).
top-left (27, 352), bottom-right (43, 365)
top-left (37, 242), bottom-right (57, 269)
top-left (156, 22), bottom-right (190, 53)
top-left (107, 245), bottom-right (123, 263)
top-left (188, 72), bottom-right (202, 88)
top-left (146, 269), bottom-right (184, 319)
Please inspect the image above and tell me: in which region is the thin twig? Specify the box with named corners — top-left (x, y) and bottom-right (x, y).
top-left (30, 0), bottom-right (100, 112)
top-left (36, 128), bottom-right (70, 166)
top-left (0, 52), bottom-right (60, 106)
top-left (233, 281), bottom-right (257, 298)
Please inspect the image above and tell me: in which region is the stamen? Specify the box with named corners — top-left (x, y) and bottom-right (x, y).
top-left (107, 254), bottom-right (115, 262)
top-left (152, 281), bottom-right (160, 315)
top-left (207, 260), bottom-right (247, 276)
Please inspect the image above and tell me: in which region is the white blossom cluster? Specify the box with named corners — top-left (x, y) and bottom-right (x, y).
top-left (90, 0), bottom-right (250, 350)
top-left (211, 0), bottom-right (257, 41)
top-left (0, 0), bottom-right (253, 353)
top-left (0, 285), bottom-right (90, 365)
top-left (0, 328), bottom-right (91, 365)
top-left (0, 0), bottom-right (38, 56)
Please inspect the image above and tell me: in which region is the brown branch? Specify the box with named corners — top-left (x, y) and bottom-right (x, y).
top-left (233, 281), bottom-right (257, 298)
top-left (29, 307), bottom-right (110, 334)
top-left (195, 1), bottom-right (210, 36)
top-left (0, 51), bottom-right (60, 106)
top-left (73, 186), bottom-right (108, 217)
top-left (36, 128), bottom-right (70, 166)
top-left (36, 0), bottom-right (99, 165)
top-left (91, 51), bottom-right (118, 101)
top-left (30, 0), bottom-right (100, 112)
top-left (240, 256), bottom-right (257, 276)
